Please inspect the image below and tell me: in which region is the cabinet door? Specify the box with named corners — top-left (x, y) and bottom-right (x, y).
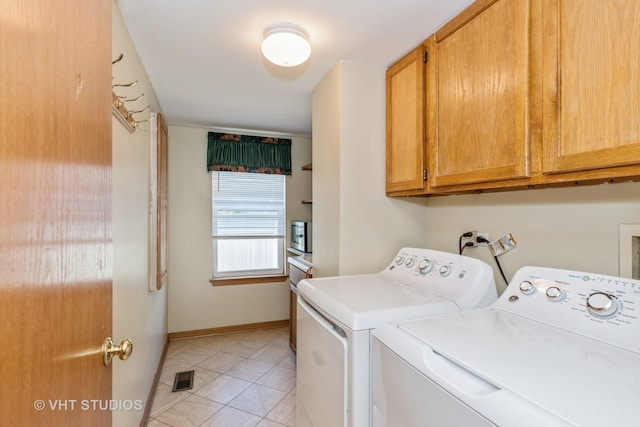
top-left (542, 0), bottom-right (640, 174)
top-left (429, 0), bottom-right (531, 188)
top-left (157, 112), bottom-right (169, 289)
top-left (386, 45), bottom-right (427, 193)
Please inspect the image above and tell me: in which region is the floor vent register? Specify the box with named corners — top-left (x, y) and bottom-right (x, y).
top-left (172, 370), bottom-right (194, 392)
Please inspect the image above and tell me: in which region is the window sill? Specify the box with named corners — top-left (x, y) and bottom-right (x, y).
top-left (210, 275), bottom-right (289, 287)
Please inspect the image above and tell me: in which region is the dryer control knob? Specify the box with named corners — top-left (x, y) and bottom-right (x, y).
top-left (395, 256), bottom-right (404, 265)
top-left (418, 259), bottom-right (433, 275)
top-left (519, 280), bottom-right (536, 295)
top-left (439, 265), bottom-right (451, 277)
top-left (545, 286), bottom-right (566, 302)
top-left (586, 292), bottom-right (620, 318)
top-left (405, 258), bottom-right (415, 268)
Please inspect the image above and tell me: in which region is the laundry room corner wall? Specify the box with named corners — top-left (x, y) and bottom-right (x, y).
top-left (112, 2), bottom-right (168, 426)
top-left (312, 60), bottom-right (430, 277)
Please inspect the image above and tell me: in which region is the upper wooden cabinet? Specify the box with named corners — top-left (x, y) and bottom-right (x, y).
top-left (429, 0), bottom-right (531, 188)
top-left (386, 0), bottom-right (640, 196)
top-left (542, 0), bottom-right (640, 174)
top-left (386, 45), bottom-right (427, 194)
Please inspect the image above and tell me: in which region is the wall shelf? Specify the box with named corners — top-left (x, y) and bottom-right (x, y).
top-left (302, 163), bottom-right (312, 205)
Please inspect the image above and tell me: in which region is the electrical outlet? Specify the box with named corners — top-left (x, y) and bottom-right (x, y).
top-left (461, 231), bottom-right (478, 249)
top-left (488, 232), bottom-right (517, 256)
top-left (477, 232), bottom-right (489, 244)
top-left (461, 231), bottom-right (489, 249)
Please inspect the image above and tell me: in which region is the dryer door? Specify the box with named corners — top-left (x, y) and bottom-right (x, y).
top-left (297, 296), bottom-right (348, 427)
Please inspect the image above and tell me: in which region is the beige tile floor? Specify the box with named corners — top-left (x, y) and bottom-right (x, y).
top-left (147, 327), bottom-right (296, 427)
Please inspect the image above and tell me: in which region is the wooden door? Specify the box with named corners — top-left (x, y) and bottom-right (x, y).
top-left (0, 0), bottom-right (113, 425)
top-left (386, 45), bottom-right (427, 194)
top-left (429, 0), bottom-right (531, 187)
top-left (542, 0), bottom-right (640, 174)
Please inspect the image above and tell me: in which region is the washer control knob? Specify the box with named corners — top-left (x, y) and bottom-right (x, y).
top-left (439, 265), bottom-right (452, 277)
top-left (519, 280), bottom-right (536, 295)
top-left (418, 259), bottom-right (433, 275)
top-left (395, 256), bottom-right (404, 265)
top-left (545, 286), bottom-right (565, 302)
top-left (586, 292), bottom-right (620, 318)
top-left (405, 258), bottom-right (415, 268)
top-left (418, 258), bottom-right (433, 276)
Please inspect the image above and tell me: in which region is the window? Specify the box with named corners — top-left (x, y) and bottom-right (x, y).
top-left (212, 171), bottom-right (286, 278)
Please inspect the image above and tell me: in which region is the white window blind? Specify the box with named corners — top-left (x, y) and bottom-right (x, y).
top-left (212, 171), bottom-right (285, 277)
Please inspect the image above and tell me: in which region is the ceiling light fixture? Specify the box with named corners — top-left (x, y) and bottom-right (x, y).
top-left (261, 24), bottom-right (311, 67)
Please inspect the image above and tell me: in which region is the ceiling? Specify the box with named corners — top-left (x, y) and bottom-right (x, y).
top-left (116, 0), bottom-right (474, 136)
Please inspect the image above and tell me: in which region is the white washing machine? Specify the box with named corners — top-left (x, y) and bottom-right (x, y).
top-left (372, 266), bottom-right (640, 427)
top-left (296, 248), bottom-right (498, 427)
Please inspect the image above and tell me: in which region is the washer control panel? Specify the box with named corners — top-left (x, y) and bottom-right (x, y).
top-left (392, 249), bottom-right (485, 280)
top-left (387, 248), bottom-right (497, 310)
top-left (498, 266), bottom-right (640, 352)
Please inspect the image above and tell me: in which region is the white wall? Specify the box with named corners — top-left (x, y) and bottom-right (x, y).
top-left (167, 126), bottom-right (311, 333)
top-left (424, 181), bottom-right (640, 294)
top-left (312, 61), bottom-right (431, 277)
top-left (311, 65), bottom-right (342, 276)
top-left (112, 2), bottom-right (167, 426)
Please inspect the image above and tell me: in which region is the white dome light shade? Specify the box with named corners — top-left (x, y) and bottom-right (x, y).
top-left (261, 25), bottom-right (311, 67)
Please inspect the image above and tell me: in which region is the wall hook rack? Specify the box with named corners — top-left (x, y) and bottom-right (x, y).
top-left (111, 53), bottom-right (146, 133)
top-left (113, 80), bottom-right (138, 88)
top-left (123, 94), bottom-right (144, 103)
top-left (112, 93), bottom-right (137, 132)
top-left (126, 105), bottom-right (150, 119)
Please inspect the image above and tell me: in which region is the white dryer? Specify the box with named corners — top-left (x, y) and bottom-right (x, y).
top-left (296, 247), bottom-right (498, 427)
top-left (373, 266), bottom-right (640, 427)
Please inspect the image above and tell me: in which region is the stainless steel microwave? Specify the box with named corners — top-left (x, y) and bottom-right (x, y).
top-left (291, 220), bottom-right (312, 253)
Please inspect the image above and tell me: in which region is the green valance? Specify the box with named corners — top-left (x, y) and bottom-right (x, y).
top-left (207, 132), bottom-right (292, 175)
